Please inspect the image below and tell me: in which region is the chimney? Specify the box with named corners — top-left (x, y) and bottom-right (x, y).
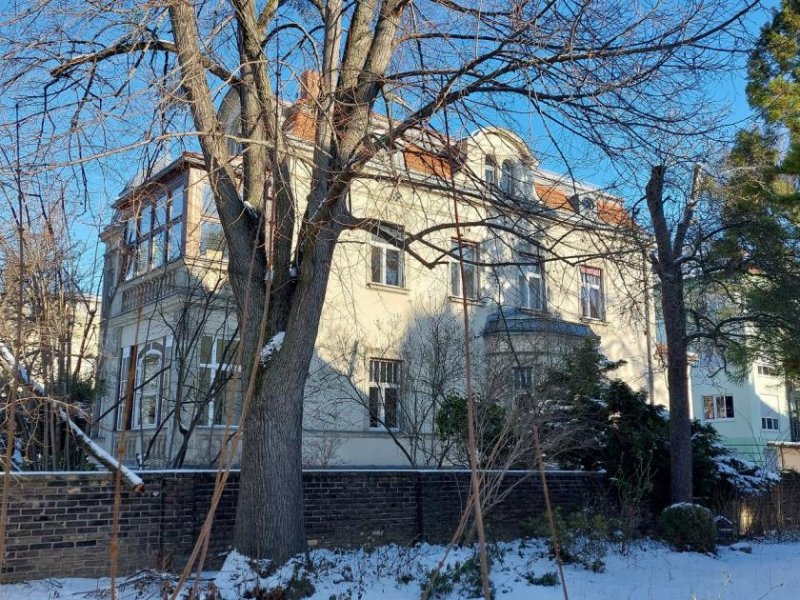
top-left (298, 71), bottom-right (321, 101)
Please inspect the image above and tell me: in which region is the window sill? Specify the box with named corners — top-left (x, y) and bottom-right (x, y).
top-left (195, 424), bottom-right (240, 430)
top-left (368, 427), bottom-right (402, 434)
top-left (580, 316), bottom-right (606, 324)
top-left (449, 295), bottom-right (484, 306)
top-left (367, 282), bottom-right (409, 295)
top-left (703, 418), bottom-right (735, 422)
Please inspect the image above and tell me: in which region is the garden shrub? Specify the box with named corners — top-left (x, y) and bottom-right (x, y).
top-left (419, 552), bottom-right (494, 599)
top-left (524, 509), bottom-right (611, 572)
top-left (659, 503), bottom-right (717, 553)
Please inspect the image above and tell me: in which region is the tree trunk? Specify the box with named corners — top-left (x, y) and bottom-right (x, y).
top-left (660, 277), bottom-right (693, 503)
top-left (645, 165), bottom-right (694, 504)
top-left (233, 224), bottom-right (341, 562)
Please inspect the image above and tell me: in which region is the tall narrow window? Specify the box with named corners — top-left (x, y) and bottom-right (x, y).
top-left (450, 241), bottom-right (480, 300)
top-left (512, 366), bottom-right (533, 400)
top-left (580, 266), bottom-right (604, 320)
top-left (133, 342), bottom-right (163, 428)
top-left (198, 335), bottom-right (240, 426)
top-left (517, 260), bottom-right (545, 311)
top-left (115, 346), bottom-right (136, 430)
top-left (368, 359), bottom-right (401, 430)
top-left (484, 155), bottom-right (497, 186)
top-left (370, 229), bottom-right (404, 287)
top-left (501, 160), bottom-right (515, 194)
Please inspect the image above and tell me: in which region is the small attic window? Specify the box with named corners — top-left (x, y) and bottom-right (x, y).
top-left (570, 194), bottom-right (597, 216)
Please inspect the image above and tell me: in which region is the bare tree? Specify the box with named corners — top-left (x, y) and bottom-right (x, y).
top-left (2, 0), bottom-right (758, 562)
top-left (0, 187), bottom-right (101, 471)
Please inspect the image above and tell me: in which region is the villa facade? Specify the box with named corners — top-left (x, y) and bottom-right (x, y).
top-left (92, 80), bottom-right (666, 468)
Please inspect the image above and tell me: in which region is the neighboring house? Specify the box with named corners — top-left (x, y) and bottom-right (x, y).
top-left (92, 75), bottom-right (665, 468)
top-left (687, 357), bottom-right (800, 467)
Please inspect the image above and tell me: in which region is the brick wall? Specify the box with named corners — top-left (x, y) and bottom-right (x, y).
top-left (2, 469), bottom-right (605, 583)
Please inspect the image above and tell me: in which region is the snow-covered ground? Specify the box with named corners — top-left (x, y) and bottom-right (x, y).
top-left (2, 538), bottom-right (799, 599)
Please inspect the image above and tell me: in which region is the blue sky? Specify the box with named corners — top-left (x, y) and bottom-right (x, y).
top-left (20, 0), bottom-right (778, 290)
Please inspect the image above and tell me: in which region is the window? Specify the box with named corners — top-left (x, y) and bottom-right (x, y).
top-left (197, 335), bottom-right (240, 426)
top-left (757, 364), bottom-right (781, 377)
top-left (123, 184), bottom-right (184, 281)
top-left (199, 182), bottom-right (228, 259)
top-left (762, 417), bottom-right (780, 431)
top-left (370, 230), bottom-right (404, 287)
top-left (580, 266), bottom-right (604, 320)
top-left (703, 395), bottom-right (734, 420)
top-left (135, 346), bottom-right (163, 428)
top-left (115, 346), bottom-right (136, 430)
top-left (501, 160), bottom-right (514, 194)
top-left (368, 359), bottom-right (401, 430)
top-left (517, 260), bottom-right (545, 311)
top-left (513, 366), bottom-right (533, 399)
top-left (484, 155), bottom-right (497, 186)
top-left (450, 241), bottom-right (480, 300)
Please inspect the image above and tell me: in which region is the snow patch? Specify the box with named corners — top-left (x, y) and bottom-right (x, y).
top-left (260, 332), bottom-right (285, 363)
top-left (7, 539), bottom-right (800, 600)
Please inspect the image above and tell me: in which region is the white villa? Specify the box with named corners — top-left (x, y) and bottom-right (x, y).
top-left (92, 75), bottom-right (667, 468)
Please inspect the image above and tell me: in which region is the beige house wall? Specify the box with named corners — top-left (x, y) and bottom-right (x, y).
top-left (94, 127), bottom-right (666, 468)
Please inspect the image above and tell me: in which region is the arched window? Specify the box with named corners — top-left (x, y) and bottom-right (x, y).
top-left (134, 342), bottom-right (164, 428)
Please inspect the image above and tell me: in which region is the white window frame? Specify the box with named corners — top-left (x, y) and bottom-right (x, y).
top-left (450, 240), bottom-right (480, 300)
top-left (368, 359), bottom-right (401, 431)
top-left (199, 182), bottom-right (228, 259)
top-left (198, 335), bottom-right (240, 427)
top-left (133, 342), bottom-right (164, 429)
top-left (484, 155), bottom-right (497, 186)
top-left (762, 417), bottom-right (780, 431)
top-left (580, 266), bottom-right (604, 320)
top-left (370, 236), bottom-right (404, 287)
top-left (517, 259), bottom-right (545, 312)
top-left (757, 364), bottom-right (780, 378)
top-left (703, 395), bottom-right (735, 420)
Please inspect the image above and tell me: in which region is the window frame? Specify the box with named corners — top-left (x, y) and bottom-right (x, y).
top-left (198, 182), bottom-right (228, 260)
top-left (512, 366), bottom-right (533, 400)
top-left (368, 358), bottom-right (402, 431)
top-left (484, 155), bottom-right (497, 186)
top-left (450, 240), bottom-right (480, 301)
top-left (757, 364), bottom-right (781, 378)
top-left (702, 394), bottom-right (735, 420)
top-left (762, 417), bottom-right (780, 431)
top-left (579, 266), bottom-right (605, 320)
top-left (115, 345), bottom-right (136, 431)
top-left (197, 335), bottom-right (240, 427)
top-left (122, 182), bottom-right (185, 281)
top-left (369, 229), bottom-right (405, 288)
top-left (131, 342), bottom-right (165, 430)
top-left (517, 255), bottom-right (546, 312)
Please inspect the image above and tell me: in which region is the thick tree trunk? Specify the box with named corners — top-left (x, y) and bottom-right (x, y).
top-left (233, 224), bottom-right (341, 562)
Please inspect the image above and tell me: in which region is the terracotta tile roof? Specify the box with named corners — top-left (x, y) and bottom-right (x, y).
top-left (535, 184), bottom-right (574, 212)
